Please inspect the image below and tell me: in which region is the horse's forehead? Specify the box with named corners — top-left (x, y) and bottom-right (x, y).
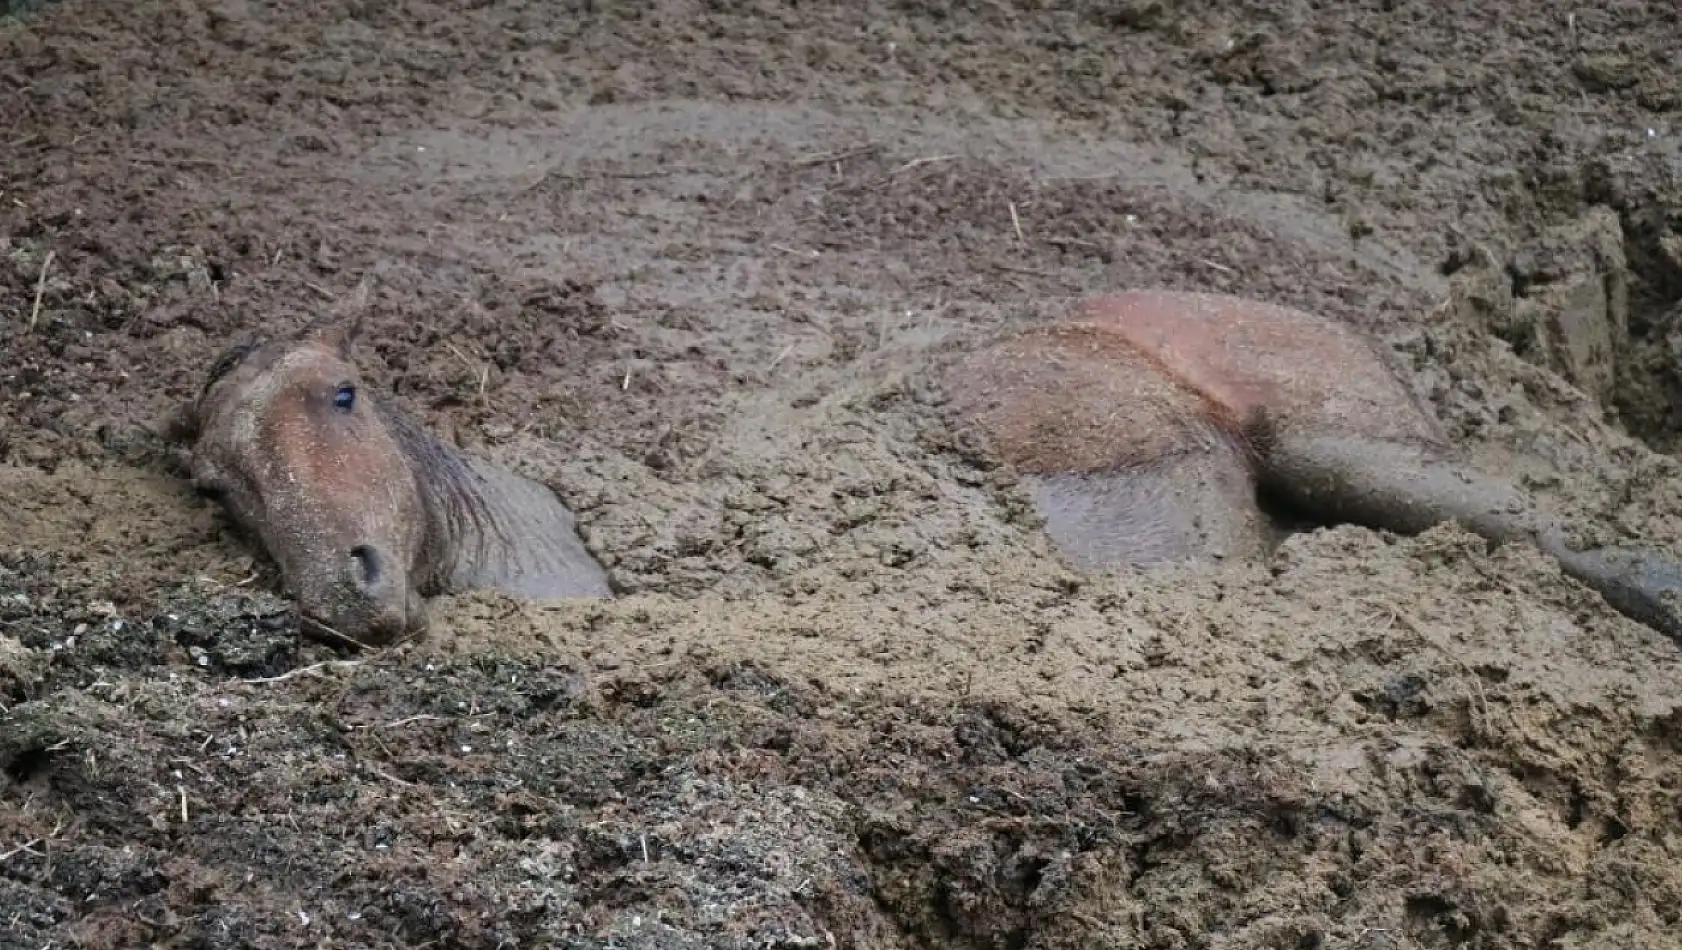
top-left (211, 345), bottom-right (346, 453)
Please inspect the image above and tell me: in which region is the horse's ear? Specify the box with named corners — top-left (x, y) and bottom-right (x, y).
top-left (300, 277), bottom-right (374, 355)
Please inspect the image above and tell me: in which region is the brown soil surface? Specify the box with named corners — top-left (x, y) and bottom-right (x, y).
top-left (5, 2), bottom-right (1682, 948)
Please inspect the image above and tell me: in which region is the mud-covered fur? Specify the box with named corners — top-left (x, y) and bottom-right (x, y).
top-left (176, 285), bottom-right (611, 647)
top-left (943, 288), bottom-right (1682, 643)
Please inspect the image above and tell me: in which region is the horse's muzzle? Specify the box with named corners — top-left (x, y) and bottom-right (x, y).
top-left (301, 597), bottom-right (427, 648)
top-left (295, 545), bottom-right (429, 647)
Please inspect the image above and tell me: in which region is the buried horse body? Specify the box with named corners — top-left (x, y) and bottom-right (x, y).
top-left (176, 284), bottom-right (1681, 647)
top-left (943, 289), bottom-right (1682, 642)
top-left (177, 299), bottom-right (611, 647)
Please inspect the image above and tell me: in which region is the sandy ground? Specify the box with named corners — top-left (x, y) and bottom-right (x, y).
top-left (4, 2), bottom-right (1682, 948)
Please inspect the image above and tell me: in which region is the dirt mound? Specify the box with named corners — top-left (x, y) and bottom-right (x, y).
top-left (5, 1), bottom-right (1682, 948)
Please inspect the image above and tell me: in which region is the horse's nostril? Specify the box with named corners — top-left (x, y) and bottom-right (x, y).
top-left (349, 545), bottom-right (383, 591)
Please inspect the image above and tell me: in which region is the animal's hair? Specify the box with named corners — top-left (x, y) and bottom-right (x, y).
top-left (201, 341), bottom-right (260, 396)
top-left (201, 301), bottom-right (355, 401)
top-left (941, 323), bottom-right (1244, 478)
top-left (1081, 321), bottom-right (1275, 475)
top-left (368, 395), bottom-right (518, 593)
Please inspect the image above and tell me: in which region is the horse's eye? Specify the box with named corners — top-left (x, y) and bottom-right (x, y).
top-left (333, 384), bottom-right (357, 412)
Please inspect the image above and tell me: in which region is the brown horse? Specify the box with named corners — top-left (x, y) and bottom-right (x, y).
top-left (943, 288), bottom-right (1682, 642)
top-left (175, 286), bottom-right (612, 647)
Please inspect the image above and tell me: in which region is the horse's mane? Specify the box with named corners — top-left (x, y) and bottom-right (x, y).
top-left (200, 340), bottom-right (261, 395)
top-left (370, 395), bottom-right (517, 592)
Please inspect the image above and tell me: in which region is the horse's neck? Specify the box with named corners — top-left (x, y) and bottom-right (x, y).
top-left (424, 451), bottom-right (612, 600)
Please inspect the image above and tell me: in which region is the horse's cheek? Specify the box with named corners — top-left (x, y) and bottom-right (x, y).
top-left (359, 444), bottom-right (425, 564)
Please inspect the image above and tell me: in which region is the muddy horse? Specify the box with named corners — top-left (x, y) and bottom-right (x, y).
top-left (176, 285), bottom-right (612, 647)
top-left (944, 288), bottom-right (1682, 641)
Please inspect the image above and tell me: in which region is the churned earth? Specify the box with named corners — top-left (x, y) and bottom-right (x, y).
top-left (4, 1), bottom-right (1682, 948)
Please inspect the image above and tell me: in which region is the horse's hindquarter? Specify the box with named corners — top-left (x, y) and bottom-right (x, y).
top-left (943, 323), bottom-right (1233, 475)
top-left (942, 321), bottom-right (1275, 569)
top-left (1082, 290), bottom-right (1442, 445)
top-left (450, 457), bottom-right (613, 600)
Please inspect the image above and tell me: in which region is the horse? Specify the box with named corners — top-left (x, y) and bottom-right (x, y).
top-left (174, 285), bottom-right (612, 647)
top-left (941, 288), bottom-right (1682, 642)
